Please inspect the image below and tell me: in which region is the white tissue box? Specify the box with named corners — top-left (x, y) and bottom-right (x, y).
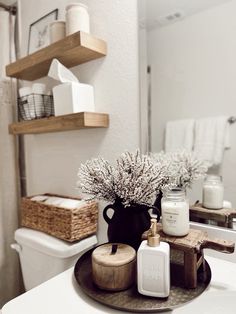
top-left (52, 82), bottom-right (95, 116)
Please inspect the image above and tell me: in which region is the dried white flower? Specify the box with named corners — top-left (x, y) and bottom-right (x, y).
top-left (151, 150), bottom-right (209, 190)
top-left (77, 157), bottom-right (116, 203)
top-left (77, 150), bottom-right (166, 207)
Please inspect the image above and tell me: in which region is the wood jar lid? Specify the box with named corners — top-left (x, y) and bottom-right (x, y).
top-left (92, 243), bottom-right (136, 267)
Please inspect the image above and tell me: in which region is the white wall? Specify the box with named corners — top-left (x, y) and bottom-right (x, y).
top-left (147, 0), bottom-right (236, 205)
top-left (18, 0), bottom-right (140, 243)
top-left (138, 0), bottom-right (148, 153)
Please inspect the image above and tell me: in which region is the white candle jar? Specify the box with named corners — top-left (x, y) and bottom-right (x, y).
top-left (161, 188), bottom-right (189, 237)
top-left (66, 3), bottom-right (90, 35)
top-left (202, 175), bottom-right (224, 209)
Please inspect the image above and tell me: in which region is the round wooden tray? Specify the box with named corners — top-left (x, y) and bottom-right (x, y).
top-left (74, 248), bottom-right (211, 313)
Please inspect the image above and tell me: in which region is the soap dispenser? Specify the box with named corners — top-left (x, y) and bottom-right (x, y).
top-left (137, 218), bottom-right (170, 298)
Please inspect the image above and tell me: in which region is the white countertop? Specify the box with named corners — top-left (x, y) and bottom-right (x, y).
top-left (2, 255), bottom-right (236, 314)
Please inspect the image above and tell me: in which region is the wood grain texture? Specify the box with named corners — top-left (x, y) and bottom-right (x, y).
top-left (8, 112), bottom-right (109, 135)
top-left (142, 223), bottom-right (234, 254)
top-left (92, 244), bottom-right (136, 291)
top-left (184, 253), bottom-right (197, 288)
top-left (92, 243), bottom-right (136, 267)
top-left (190, 203), bottom-right (236, 228)
top-left (6, 31), bottom-right (107, 81)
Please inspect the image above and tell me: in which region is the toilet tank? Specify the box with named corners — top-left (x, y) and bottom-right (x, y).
top-left (13, 228), bottom-right (97, 291)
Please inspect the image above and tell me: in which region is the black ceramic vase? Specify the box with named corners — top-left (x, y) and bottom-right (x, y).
top-left (103, 200), bottom-right (160, 250)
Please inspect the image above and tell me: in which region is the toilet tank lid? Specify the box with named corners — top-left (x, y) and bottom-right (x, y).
top-left (14, 228), bottom-right (97, 258)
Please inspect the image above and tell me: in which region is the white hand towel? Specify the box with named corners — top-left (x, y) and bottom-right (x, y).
top-left (31, 195), bottom-right (49, 202)
top-left (59, 199), bottom-right (86, 209)
top-left (165, 119), bottom-right (195, 152)
top-left (194, 116), bottom-right (230, 166)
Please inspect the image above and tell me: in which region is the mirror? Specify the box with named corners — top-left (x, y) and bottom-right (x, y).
top-left (138, 0), bottom-right (236, 229)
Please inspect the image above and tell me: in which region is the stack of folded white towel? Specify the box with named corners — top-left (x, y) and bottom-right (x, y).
top-left (31, 195), bottom-right (86, 209)
top-left (165, 116), bottom-right (230, 166)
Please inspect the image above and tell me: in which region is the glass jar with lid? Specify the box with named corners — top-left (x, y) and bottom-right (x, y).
top-left (161, 188), bottom-right (189, 236)
top-left (202, 175), bottom-right (224, 209)
top-left (66, 3), bottom-right (90, 35)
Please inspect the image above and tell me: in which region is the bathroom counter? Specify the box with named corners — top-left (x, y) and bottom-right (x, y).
top-left (2, 255), bottom-right (236, 314)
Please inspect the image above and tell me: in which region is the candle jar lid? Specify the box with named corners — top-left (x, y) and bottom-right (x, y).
top-left (50, 20), bottom-right (66, 25)
top-left (162, 188), bottom-right (186, 202)
top-left (204, 175), bottom-right (223, 184)
top-left (92, 243), bottom-right (136, 267)
top-left (66, 3), bottom-right (88, 11)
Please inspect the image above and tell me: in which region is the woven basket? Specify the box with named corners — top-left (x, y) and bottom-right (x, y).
top-left (21, 193), bottom-right (98, 242)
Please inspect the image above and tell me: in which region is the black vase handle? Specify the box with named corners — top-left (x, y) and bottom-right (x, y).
top-left (103, 204), bottom-right (116, 224)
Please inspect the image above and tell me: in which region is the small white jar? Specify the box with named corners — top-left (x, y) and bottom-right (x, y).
top-left (202, 175), bottom-right (224, 209)
top-left (50, 20), bottom-right (66, 43)
top-left (161, 188), bottom-right (189, 237)
top-left (66, 3), bottom-right (90, 35)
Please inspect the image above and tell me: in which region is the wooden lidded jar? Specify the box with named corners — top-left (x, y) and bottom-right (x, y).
top-left (92, 243), bottom-right (136, 291)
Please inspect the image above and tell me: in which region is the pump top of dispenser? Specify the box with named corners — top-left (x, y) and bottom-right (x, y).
top-left (147, 218), bottom-right (160, 247)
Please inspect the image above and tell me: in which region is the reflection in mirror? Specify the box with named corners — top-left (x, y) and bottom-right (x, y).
top-left (138, 0), bottom-right (236, 229)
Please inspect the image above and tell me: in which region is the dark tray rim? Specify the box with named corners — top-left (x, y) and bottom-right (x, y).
top-left (74, 247), bottom-right (212, 313)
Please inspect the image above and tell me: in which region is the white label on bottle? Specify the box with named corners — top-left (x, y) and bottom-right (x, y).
top-left (142, 252), bottom-right (165, 293)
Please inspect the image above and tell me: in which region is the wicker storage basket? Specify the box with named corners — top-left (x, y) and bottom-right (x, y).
top-left (21, 193), bottom-right (98, 242)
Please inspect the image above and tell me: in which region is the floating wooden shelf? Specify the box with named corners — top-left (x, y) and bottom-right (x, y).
top-left (9, 112), bottom-right (109, 135)
top-left (6, 31), bottom-right (107, 81)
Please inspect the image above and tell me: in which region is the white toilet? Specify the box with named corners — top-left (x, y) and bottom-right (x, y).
top-left (11, 228), bottom-right (97, 290)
